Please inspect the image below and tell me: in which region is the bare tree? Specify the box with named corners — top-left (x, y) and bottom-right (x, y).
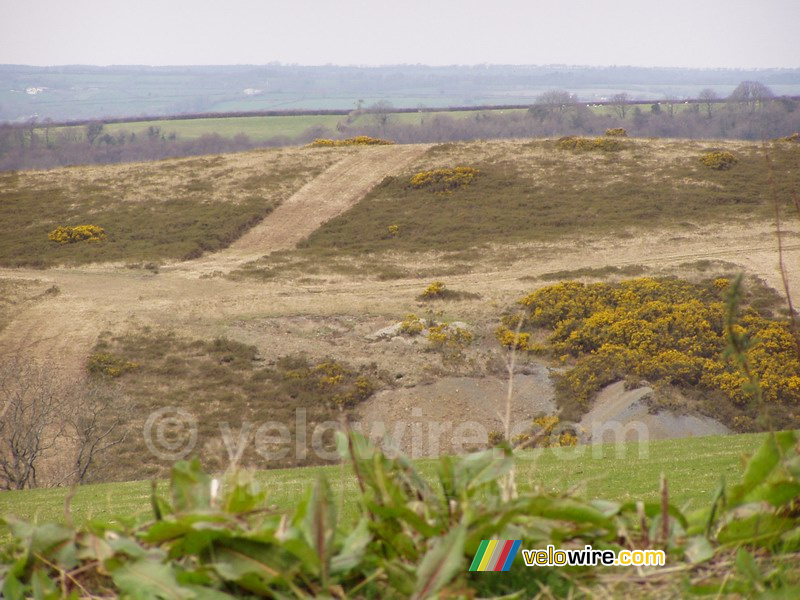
top-left (535, 90), bottom-right (577, 112)
top-left (729, 81), bottom-right (775, 113)
top-left (611, 93), bottom-right (630, 119)
top-left (65, 384), bottom-right (128, 484)
top-left (0, 358), bottom-right (128, 488)
top-left (367, 101), bottom-right (394, 136)
top-left (0, 359), bottom-right (66, 489)
top-left (698, 88), bottom-right (719, 119)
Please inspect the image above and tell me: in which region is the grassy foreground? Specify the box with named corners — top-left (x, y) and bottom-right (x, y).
top-left (0, 432), bottom-right (768, 530)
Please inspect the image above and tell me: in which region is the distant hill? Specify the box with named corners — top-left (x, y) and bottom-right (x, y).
top-left (2, 63), bottom-right (800, 122)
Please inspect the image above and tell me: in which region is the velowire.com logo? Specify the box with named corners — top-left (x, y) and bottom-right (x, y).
top-left (469, 540), bottom-right (522, 572)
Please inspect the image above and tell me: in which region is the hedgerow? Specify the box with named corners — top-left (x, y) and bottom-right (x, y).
top-left (48, 224), bottom-right (106, 244)
top-left (504, 278), bottom-right (800, 429)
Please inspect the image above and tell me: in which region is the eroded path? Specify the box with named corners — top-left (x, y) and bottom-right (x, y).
top-left (167, 144), bottom-right (429, 277)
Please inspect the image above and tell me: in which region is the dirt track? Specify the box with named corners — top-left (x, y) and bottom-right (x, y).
top-left (166, 144), bottom-right (429, 277)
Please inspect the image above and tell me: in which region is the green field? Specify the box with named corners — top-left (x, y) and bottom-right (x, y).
top-left (0, 432), bottom-right (769, 530)
top-left (52, 109), bottom-right (526, 143)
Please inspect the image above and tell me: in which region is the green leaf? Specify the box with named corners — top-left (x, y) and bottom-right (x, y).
top-left (717, 511), bottom-right (793, 546)
top-left (1, 571), bottom-right (25, 600)
top-left (684, 536), bottom-right (714, 564)
top-left (331, 518), bottom-right (370, 574)
top-left (107, 535), bottom-right (149, 559)
top-left (452, 447), bottom-right (512, 494)
top-left (304, 476), bottom-right (336, 584)
top-left (222, 469), bottom-right (266, 514)
top-left (170, 459), bottom-right (212, 513)
top-left (210, 539), bottom-right (286, 585)
top-left (527, 497), bottom-right (614, 531)
top-left (31, 568), bottom-right (60, 600)
top-left (730, 432), bottom-right (797, 506)
top-left (369, 504), bottom-right (439, 537)
top-left (735, 547), bottom-right (763, 585)
top-left (412, 524), bottom-right (466, 600)
top-left (780, 526), bottom-right (800, 552)
top-left (111, 559), bottom-right (194, 600)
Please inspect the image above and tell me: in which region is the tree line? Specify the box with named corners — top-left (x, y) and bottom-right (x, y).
top-left (1, 81), bottom-right (797, 171)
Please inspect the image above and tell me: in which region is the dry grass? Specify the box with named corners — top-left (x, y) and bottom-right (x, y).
top-left (0, 147), bottom-right (346, 267)
top-left (84, 328), bottom-right (388, 482)
top-left (232, 138), bottom-right (798, 281)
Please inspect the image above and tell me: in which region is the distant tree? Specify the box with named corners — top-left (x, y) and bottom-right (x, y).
top-left (85, 121), bottom-right (104, 145)
top-left (535, 90), bottom-right (577, 112)
top-left (729, 81), bottom-right (774, 113)
top-left (662, 94), bottom-right (678, 118)
top-left (368, 101), bottom-right (394, 135)
top-left (650, 103), bottom-right (662, 115)
top-left (611, 93), bottom-right (630, 119)
top-left (698, 88), bottom-right (719, 118)
top-left (42, 118), bottom-right (54, 148)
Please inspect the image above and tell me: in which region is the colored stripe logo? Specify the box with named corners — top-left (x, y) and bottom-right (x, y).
top-left (469, 540), bottom-right (521, 571)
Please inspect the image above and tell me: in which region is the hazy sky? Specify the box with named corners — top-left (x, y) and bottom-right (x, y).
top-left (2, 0), bottom-right (799, 68)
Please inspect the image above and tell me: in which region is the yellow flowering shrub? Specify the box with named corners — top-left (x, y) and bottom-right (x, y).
top-left (427, 323), bottom-right (473, 363)
top-left (283, 357), bottom-right (378, 409)
top-left (309, 136), bottom-right (393, 147)
top-left (494, 325), bottom-right (532, 351)
top-left (408, 167), bottom-right (480, 193)
top-left (605, 128), bottom-right (628, 137)
top-left (512, 416), bottom-right (579, 448)
top-left (399, 314), bottom-right (425, 336)
top-left (387, 224), bottom-right (399, 237)
top-left (419, 281), bottom-right (447, 299)
top-left (700, 151), bottom-right (738, 170)
top-left (510, 278), bottom-right (800, 426)
top-left (87, 352), bottom-right (140, 378)
top-left (48, 224), bottom-right (106, 244)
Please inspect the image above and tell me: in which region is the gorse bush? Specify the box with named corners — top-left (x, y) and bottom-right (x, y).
top-left (557, 136), bottom-right (626, 152)
top-left (511, 416), bottom-right (579, 448)
top-left (282, 357), bottom-right (376, 410)
top-left (419, 280), bottom-right (446, 299)
top-left (86, 352), bottom-right (140, 378)
top-left (309, 136), bottom-right (394, 147)
top-left (700, 151), bottom-right (738, 170)
top-left (48, 224), bottom-right (106, 244)
top-left (505, 278), bottom-right (800, 428)
top-left (408, 166), bottom-right (480, 193)
top-left (399, 313), bottom-right (425, 335)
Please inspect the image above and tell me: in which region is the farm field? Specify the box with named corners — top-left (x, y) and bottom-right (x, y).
top-left (51, 108), bottom-right (525, 142)
top-left (0, 432), bottom-right (772, 529)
